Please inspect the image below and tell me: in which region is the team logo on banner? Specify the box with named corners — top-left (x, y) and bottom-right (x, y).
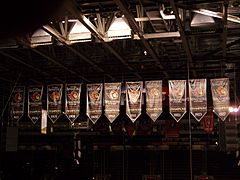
top-left (28, 85), bottom-right (43, 124)
top-left (47, 84), bottom-right (63, 123)
top-left (11, 86), bottom-right (25, 122)
top-left (169, 80), bottom-right (186, 122)
top-left (87, 83), bottom-right (103, 124)
top-left (210, 78), bottom-right (230, 121)
top-left (189, 79), bottom-right (207, 121)
top-left (145, 80), bottom-right (162, 122)
top-left (104, 82), bottom-right (121, 123)
top-left (65, 84), bottom-right (81, 123)
top-left (126, 81), bottom-right (143, 123)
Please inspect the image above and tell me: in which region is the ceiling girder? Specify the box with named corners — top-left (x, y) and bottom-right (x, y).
top-left (0, 51), bottom-right (50, 84)
top-left (193, 9), bottom-right (240, 24)
top-left (42, 25), bottom-right (71, 45)
top-left (43, 24), bottom-right (116, 81)
top-left (169, 0), bottom-right (197, 78)
top-left (66, 0), bottom-right (142, 79)
top-left (31, 48), bottom-right (89, 82)
top-left (196, 38), bottom-right (240, 59)
top-left (221, 1), bottom-right (228, 76)
top-left (18, 39), bottom-right (89, 82)
top-left (113, 0), bottom-right (169, 78)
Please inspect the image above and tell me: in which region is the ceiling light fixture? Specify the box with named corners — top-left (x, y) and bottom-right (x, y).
top-left (30, 28), bottom-right (52, 47)
top-left (191, 13), bottom-right (215, 27)
top-left (68, 20), bottom-right (92, 43)
top-left (160, 9), bottom-right (175, 20)
top-left (106, 17), bottom-right (131, 40)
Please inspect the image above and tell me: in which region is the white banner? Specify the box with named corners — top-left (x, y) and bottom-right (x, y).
top-left (169, 80), bottom-right (186, 122)
top-left (189, 79), bottom-right (207, 121)
top-left (28, 85), bottom-right (43, 124)
top-left (104, 82), bottom-right (121, 123)
top-left (47, 84), bottom-right (63, 123)
top-left (65, 83), bottom-right (81, 122)
top-left (126, 81), bottom-right (143, 122)
top-left (145, 80), bottom-right (162, 121)
top-left (10, 86), bottom-right (25, 122)
top-left (210, 78), bottom-right (230, 121)
top-left (87, 83), bottom-right (103, 124)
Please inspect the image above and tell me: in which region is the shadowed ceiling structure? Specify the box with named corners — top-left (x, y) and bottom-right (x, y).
top-left (0, 0), bottom-right (240, 85)
top-left (1, 0), bottom-right (240, 179)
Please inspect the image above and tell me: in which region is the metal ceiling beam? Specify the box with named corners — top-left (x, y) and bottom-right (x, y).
top-left (42, 25), bottom-right (71, 45)
top-left (66, 0), bottom-right (142, 79)
top-left (196, 38), bottom-right (240, 59)
top-left (32, 48), bottom-right (90, 82)
top-left (0, 51), bottom-right (48, 76)
top-left (169, 0), bottom-right (197, 78)
top-left (133, 32), bottom-right (180, 39)
top-left (0, 51), bottom-right (49, 84)
top-left (113, 0), bottom-right (169, 78)
top-left (42, 25), bottom-right (115, 81)
top-left (17, 39), bottom-right (89, 82)
top-left (193, 9), bottom-right (240, 24)
top-left (221, 1), bottom-right (228, 76)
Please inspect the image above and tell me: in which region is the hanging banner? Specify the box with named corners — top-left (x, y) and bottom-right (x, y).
top-left (10, 86), bottom-right (25, 122)
top-left (28, 85), bottom-right (43, 124)
top-left (104, 82), bottom-right (121, 123)
top-left (169, 80), bottom-right (186, 122)
top-left (189, 79), bottom-right (207, 121)
top-left (65, 83), bottom-right (81, 123)
top-left (202, 111), bottom-right (214, 134)
top-left (47, 84), bottom-right (63, 123)
top-left (145, 80), bottom-right (162, 122)
top-left (126, 81), bottom-right (143, 123)
top-left (210, 78), bottom-right (230, 121)
top-left (86, 83), bottom-right (103, 124)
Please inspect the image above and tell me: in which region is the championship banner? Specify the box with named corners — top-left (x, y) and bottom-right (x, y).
top-left (145, 80), bottom-right (162, 122)
top-left (210, 78), bottom-right (230, 121)
top-left (86, 83), bottom-right (103, 124)
top-left (47, 84), bottom-right (63, 123)
top-left (65, 84), bottom-right (81, 123)
top-left (104, 82), bottom-right (121, 123)
top-left (10, 86), bottom-right (25, 122)
top-left (126, 81), bottom-right (143, 123)
top-left (189, 79), bottom-right (207, 121)
top-left (203, 111), bottom-right (214, 134)
top-left (169, 80), bottom-right (186, 122)
top-left (28, 85), bottom-right (43, 124)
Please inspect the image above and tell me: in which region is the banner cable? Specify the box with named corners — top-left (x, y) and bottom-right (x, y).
top-left (187, 53), bottom-right (193, 180)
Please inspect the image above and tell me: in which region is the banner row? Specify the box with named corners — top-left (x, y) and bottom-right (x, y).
top-left (10, 78), bottom-right (230, 124)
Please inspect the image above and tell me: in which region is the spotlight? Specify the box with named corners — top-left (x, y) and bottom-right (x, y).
top-left (229, 106), bottom-right (239, 113)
